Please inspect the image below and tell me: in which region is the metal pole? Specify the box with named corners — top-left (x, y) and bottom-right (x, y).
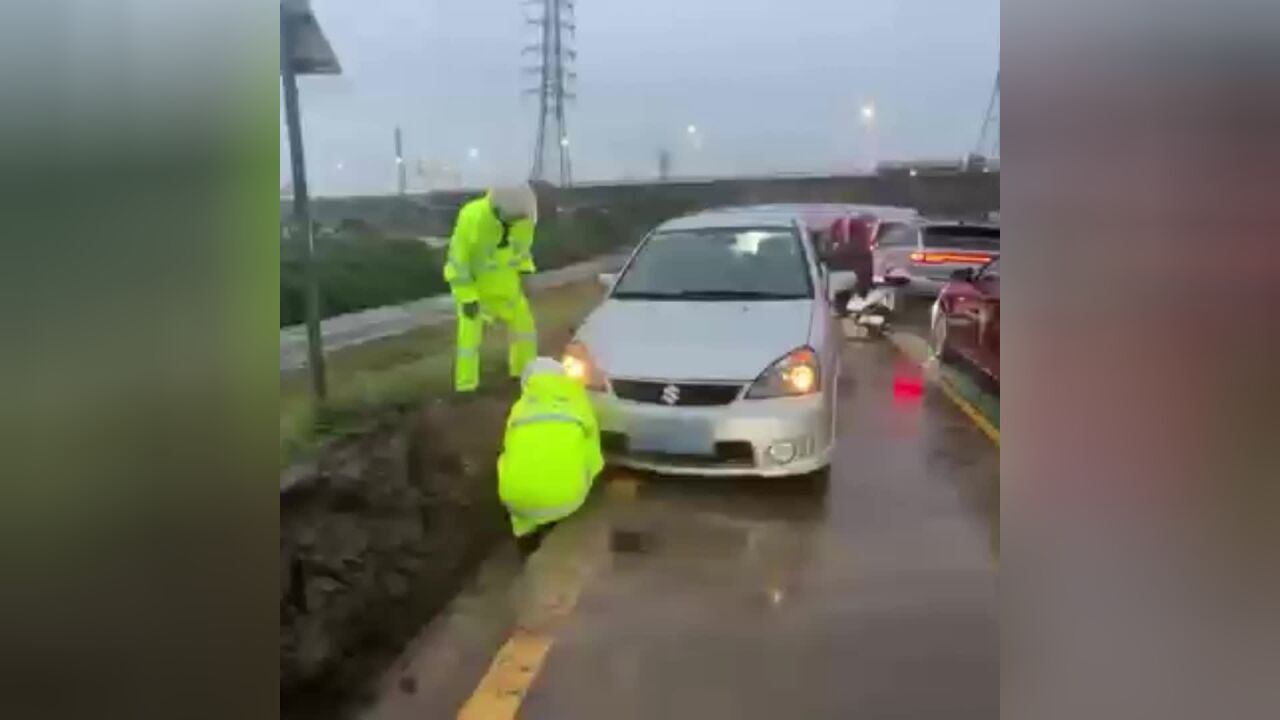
top-left (281, 9), bottom-right (328, 400)
top-left (395, 125), bottom-right (406, 195)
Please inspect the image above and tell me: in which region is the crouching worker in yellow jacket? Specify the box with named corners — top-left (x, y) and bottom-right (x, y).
top-left (498, 357), bottom-right (604, 559)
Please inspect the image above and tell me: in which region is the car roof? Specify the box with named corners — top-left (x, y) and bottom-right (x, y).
top-left (710, 202), bottom-right (917, 218)
top-left (914, 217), bottom-right (1000, 230)
top-left (660, 203), bottom-right (920, 233)
top-left (656, 208), bottom-right (801, 232)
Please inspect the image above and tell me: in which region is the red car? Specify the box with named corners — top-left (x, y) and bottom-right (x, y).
top-left (929, 257), bottom-right (1000, 387)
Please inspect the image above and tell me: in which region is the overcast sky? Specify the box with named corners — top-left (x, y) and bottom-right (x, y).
top-left (282, 0), bottom-right (998, 196)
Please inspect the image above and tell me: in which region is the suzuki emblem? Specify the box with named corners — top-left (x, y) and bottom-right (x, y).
top-left (660, 384), bottom-right (681, 405)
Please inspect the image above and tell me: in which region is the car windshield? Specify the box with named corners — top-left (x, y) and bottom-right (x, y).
top-left (612, 227), bottom-right (811, 300)
top-left (924, 225), bottom-right (1000, 251)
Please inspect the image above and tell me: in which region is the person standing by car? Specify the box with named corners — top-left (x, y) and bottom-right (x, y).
top-left (825, 214), bottom-right (876, 312)
top-left (498, 357), bottom-right (604, 559)
top-left (443, 183), bottom-right (539, 392)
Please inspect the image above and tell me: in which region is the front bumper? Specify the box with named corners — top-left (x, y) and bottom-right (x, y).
top-left (590, 390), bottom-right (833, 477)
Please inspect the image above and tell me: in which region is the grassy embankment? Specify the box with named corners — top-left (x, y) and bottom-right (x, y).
top-left (278, 199), bottom-right (700, 466)
top-left (280, 280), bottom-right (604, 466)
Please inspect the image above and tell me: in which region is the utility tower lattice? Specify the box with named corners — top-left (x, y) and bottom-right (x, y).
top-left (974, 72), bottom-right (1000, 159)
top-left (524, 0), bottom-right (576, 186)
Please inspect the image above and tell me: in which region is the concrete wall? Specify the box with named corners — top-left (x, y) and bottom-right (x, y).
top-left (282, 171), bottom-right (999, 237)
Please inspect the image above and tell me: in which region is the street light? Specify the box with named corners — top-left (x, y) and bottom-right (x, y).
top-left (859, 101), bottom-right (878, 172)
top-left (560, 136), bottom-right (570, 147)
top-left (281, 0), bottom-right (341, 402)
top-left (686, 124), bottom-right (703, 153)
top-left (467, 147), bottom-right (480, 159)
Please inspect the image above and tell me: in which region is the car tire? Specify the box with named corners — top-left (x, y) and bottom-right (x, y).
top-left (929, 312), bottom-right (953, 361)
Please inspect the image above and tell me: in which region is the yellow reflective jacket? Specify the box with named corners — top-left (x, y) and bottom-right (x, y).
top-left (497, 371), bottom-right (604, 537)
top-left (443, 193), bottom-right (536, 306)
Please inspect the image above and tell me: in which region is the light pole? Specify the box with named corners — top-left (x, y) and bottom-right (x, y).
top-left (686, 124), bottom-right (702, 149)
top-left (860, 102), bottom-right (877, 172)
top-left (394, 125), bottom-right (406, 195)
top-left (281, 0), bottom-right (340, 402)
top-left (685, 124), bottom-right (703, 175)
top-left (464, 147), bottom-right (481, 188)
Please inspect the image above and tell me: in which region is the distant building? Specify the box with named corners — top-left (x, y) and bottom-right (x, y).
top-left (877, 158), bottom-right (967, 174)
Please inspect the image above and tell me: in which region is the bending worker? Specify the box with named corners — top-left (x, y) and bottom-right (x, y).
top-left (443, 183), bottom-right (540, 392)
top-left (498, 357), bottom-right (604, 559)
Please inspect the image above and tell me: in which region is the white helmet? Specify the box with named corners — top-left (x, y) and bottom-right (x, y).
top-left (521, 356), bottom-right (564, 388)
top-left (489, 183), bottom-right (537, 222)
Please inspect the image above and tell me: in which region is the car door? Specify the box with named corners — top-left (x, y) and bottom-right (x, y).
top-left (949, 258), bottom-right (999, 372)
top-left (970, 258), bottom-right (1000, 380)
top-left (871, 223), bottom-right (916, 280)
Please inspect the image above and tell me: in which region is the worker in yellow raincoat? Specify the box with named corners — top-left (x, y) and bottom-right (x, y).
top-left (443, 184), bottom-right (539, 392)
top-left (498, 357), bottom-right (604, 559)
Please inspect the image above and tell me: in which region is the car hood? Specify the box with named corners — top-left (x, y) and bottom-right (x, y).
top-left (577, 299), bottom-right (814, 381)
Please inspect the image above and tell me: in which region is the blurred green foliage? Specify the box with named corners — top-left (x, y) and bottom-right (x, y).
top-left (281, 229), bottom-right (444, 326)
top-left (280, 205), bottom-right (660, 327)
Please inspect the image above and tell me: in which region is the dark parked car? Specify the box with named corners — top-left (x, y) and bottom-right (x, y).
top-left (929, 257), bottom-right (1000, 387)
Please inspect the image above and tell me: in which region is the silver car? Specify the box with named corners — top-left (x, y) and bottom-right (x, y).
top-left (562, 209), bottom-right (840, 477)
top-left (872, 218), bottom-right (1000, 297)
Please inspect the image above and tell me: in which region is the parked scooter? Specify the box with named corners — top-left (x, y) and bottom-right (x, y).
top-left (842, 275), bottom-right (910, 339)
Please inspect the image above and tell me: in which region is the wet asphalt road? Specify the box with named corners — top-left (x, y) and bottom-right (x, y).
top-left (364, 314), bottom-right (999, 720)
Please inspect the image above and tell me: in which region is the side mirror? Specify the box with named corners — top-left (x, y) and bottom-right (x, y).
top-left (597, 272), bottom-right (617, 287)
top-left (949, 268), bottom-right (975, 282)
top-left (883, 274), bottom-right (911, 287)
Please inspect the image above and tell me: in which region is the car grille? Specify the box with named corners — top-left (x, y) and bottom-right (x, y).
top-left (610, 379), bottom-right (744, 406)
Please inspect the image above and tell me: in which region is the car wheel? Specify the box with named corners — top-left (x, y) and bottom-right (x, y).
top-left (929, 312), bottom-right (952, 361)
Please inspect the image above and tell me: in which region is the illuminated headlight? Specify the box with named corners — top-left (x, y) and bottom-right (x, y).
top-left (561, 341), bottom-right (607, 391)
top-left (745, 346), bottom-right (820, 399)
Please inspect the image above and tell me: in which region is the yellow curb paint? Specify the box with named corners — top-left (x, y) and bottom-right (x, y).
top-left (886, 330), bottom-right (999, 447)
top-left (456, 632), bottom-right (553, 720)
top-left (457, 476), bottom-right (633, 719)
top-left (936, 376), bottom-right (1000, 447)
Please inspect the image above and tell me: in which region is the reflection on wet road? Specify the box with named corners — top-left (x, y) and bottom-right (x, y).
top-left (366, 329), bottom-right (999, 720)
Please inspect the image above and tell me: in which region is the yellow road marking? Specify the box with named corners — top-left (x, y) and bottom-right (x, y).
top-left (936, 375), bottom-right (1000, 447)
top-left (458, 476), bottom-right (638, 719)
top-left (885, 330), bottom-right (1000, 565)
top-left (886, 330), bottom-right (999, 447)
top-left (457, 632), bottom-right (553, 720)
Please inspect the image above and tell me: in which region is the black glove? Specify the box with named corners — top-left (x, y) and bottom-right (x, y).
top-left (461, 301), bottom-right (480, 319)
